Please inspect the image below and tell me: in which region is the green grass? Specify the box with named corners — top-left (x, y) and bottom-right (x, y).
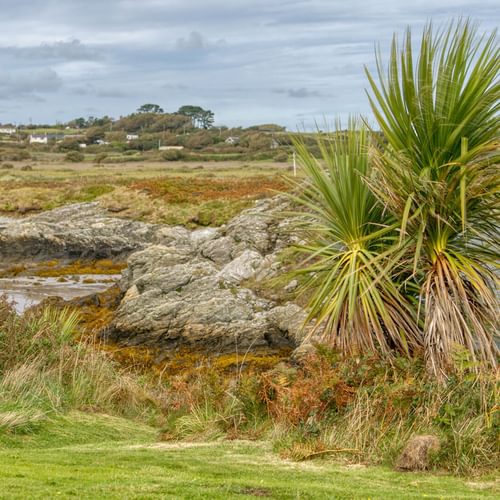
top-left (0, 413), bottom-right (497, 499)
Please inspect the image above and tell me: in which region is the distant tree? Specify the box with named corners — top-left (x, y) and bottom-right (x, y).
top-left (85, 126), bottom-right (106, 144)
top-left (72, 117), bottom-right (86, 129)
top-left (177, 105), bottom-right (203, 126)
top-left (185, 130), bottom-right (213, 149)
top-left (57, 138), bottom-right (81, 152)
top-left (177, 105), bottom-right (214, 129)
top-left (199, 109), bottom-right (214, 129)
top-left (248, 123), bottom-right (286, 132)
top-left (137, 103), bottom-right (164, 114)
top-left (65, 150), bottom-right (85, 162)
top-left (149, 114), bottom-right (191, 132)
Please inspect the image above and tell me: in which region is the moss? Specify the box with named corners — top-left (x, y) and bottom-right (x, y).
top-left (69, 285), bottom-right (123, 336)
top-left (154, 349), bottom-right (292, 377)
top-left (35, 259), bottom-right (126, 277)
top-left (100, 345), bottom-right (158, 369)
top-left (0, 264), bottom-right (27, 278)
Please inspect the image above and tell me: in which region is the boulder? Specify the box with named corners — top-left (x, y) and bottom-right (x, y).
top-left (218, 250), bottom-right (264, 283)
top-left (395, 435), bottom-right (441, 471)
top-left (1, 195), bottom-right (312, 358)
top-left (105, 244), bottom-right (299, 354)
top-left (105, 196), bottom-right (310, 356)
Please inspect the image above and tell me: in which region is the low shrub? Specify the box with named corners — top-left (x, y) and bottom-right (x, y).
top-left (273, 151), bottom-right (288, 162)
top-left (158, 346), bottom-right (498, 475)
top-left (162, 149), bottom-right (185, 161)
top-left (64, 151), bottom-right (85, 162)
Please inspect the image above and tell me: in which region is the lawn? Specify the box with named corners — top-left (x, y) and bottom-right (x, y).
top-left (0, 413), bottom-right (497, 499)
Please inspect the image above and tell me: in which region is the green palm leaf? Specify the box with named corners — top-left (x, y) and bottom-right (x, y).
top-left (366, 20), bottom-right (499, 375)
top-left (288, 119), bottom-right (421, 357)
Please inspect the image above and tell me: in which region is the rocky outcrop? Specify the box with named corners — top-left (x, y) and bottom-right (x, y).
top-left (0, 203), bottom-right (161, 261)
top-left (104, 196), bottom-right (310, 355)
top-left (1, 196), bottom-right (311, 357)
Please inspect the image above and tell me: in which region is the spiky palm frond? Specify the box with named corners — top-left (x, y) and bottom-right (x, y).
top-left (288, 120), bottom-right (421, 357)
top-left (366, 20), bottom-right (499, 375)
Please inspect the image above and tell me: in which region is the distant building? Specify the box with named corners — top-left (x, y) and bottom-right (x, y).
top-left (79, 143), bottom-right (87, 148)
top-left (159, 145), bottom-right (184, 151)
top-left (225, 136), bottom-right (240, 145)
top-left (126, 134), bottom-right (139, 141)
top-left (0, 127), bottom-right (16, 135)
top-left (29, 133), bottom-right (65, 144)
top-left (29, 134), bottom-right (48, 144)
top-left (96, 139), bottom-right (110, 145)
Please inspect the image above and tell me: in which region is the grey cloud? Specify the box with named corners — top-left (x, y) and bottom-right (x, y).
top-left (274, 88), bottom-right (322, 98)
top-left (162, 83), bottom-right (189, 90)
top-left (96, 88), bottom-right (129, 98)
top-left (70, 83), bottom-right (129, 98)
top-left (71, 83), bottom-right (96, 95)
top-left (175, 32), bottom-right (205, 50)
top-left (0, 39), bottom-right (100, 61)
top-left (0, 1), bottom-right (497, 127)
top-left (0, 68), bottom-right (62, 100)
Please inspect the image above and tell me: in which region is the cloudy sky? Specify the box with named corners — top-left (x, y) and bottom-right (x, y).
top-left (0, 0), bottom-right (497, 129)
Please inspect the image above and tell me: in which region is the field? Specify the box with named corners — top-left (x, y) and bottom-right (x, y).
top-left (1, 413), bottom-right (497, 499)
top-left (0, 154), bottom-right (291, 226)
top-left (1, 151), bottom-right (498, 499)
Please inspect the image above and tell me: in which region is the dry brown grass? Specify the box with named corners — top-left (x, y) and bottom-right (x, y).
top-left (0, 159), bottom-right (291, 226)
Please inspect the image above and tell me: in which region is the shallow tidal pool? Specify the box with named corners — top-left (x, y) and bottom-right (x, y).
top-left (0, 274), bottom-right (121, 313)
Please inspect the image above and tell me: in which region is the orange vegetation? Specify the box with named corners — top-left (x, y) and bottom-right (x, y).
top-left (35, 259), bottom-right (126, 277)
top-left (129, 175), bottom-right (288, 203)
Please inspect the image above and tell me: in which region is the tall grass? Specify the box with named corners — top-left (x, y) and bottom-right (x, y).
top-left (158, 348), bottom-right (498, 475)
top-left (0, 300), bottom-right (161, 434)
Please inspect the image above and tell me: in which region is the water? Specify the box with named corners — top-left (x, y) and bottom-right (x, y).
top-left (0, 274), bottom-right (121, 313)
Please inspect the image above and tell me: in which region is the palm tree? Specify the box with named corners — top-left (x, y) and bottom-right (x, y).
top-left (365, 20), bottom-right (499, 375)
top-left (289, 120), bottom-right (421, 358)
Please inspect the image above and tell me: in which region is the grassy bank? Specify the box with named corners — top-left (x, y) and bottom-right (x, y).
top-left (1, 413), bottom-right (498, 499)
top-left (1, 302), bottom-right (497, 479)
top-left (0, 290), bottom-right (498, 497)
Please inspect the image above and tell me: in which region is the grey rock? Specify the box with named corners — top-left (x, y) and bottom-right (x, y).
top-left (1, 194), bottom-right (312, 358)
top-left (266, 303), bottom-right (307, 344)
top-left (105, 197), bottom-right (311, 356)
top-left (0, 203), bottom-right (162, 261)
top-left (190, 227), bottom-right (219, 246)
top-left (218, 250), bottom-right (264, 283)
top-left (155, 226), bottom-right (191, 246)
top-left (200, 236), bottom-right (235, 265)
top-left (284, 279), bottom-right (299, 292)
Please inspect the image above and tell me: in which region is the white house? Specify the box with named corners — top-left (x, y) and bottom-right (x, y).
top-left (126, 134), bottom-right (139, 141)
top-left (29, 134), bottom-right (48, 144)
